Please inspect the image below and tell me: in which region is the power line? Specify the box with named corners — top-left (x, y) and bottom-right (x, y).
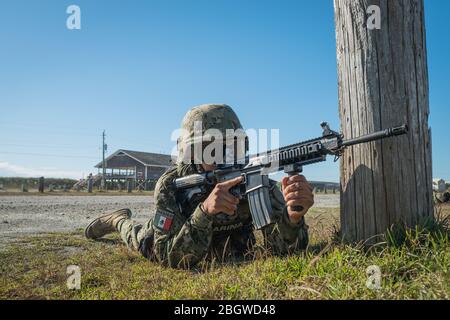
top-left (0, 143), bottom-right (99, 149)
top-left (0, 122), bottom-right (176, 146)
top-left (107, 137), bottom-right (174, 153)
top-left (0, 141), bottom-right (173, 156)
top-left (0, 124), bottom-right (100, 137)
top-left (0, 151), bottom-right (98, 160)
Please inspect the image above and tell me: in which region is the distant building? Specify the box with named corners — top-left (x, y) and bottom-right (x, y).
top-left (309, 181), bottom-right (340, 193)
top-left (95, 149), bottom-right (174, 190)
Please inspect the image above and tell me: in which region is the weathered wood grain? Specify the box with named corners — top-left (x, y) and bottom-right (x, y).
top-left (334, 0), bottom-right (433, 242)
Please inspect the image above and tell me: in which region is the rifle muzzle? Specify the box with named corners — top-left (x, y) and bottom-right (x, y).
top-left (341, 124), bottom-right (408, 147)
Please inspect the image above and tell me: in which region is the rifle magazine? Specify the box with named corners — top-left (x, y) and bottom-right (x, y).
top-left (248, 186), bottom-right (274, 230)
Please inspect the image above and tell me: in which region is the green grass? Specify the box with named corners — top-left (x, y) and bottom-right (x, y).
top-left (0, 206), bottom-right (449, 300)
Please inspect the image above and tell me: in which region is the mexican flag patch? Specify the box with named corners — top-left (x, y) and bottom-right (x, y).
top-left (154, 211), bottom-right (174, 232)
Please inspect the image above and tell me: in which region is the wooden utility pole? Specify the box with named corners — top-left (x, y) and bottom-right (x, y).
top-left (101, 130), bottom-right (107, 190)
top-left (334, 0), bottom-right (433, 241)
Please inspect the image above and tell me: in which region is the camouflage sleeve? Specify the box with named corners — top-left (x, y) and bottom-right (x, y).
top-left (261, 180), bottom-right (309, 255)
top-left (151, 171), bottom-right (214, 269)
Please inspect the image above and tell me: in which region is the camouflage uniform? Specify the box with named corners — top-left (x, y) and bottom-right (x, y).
top-left (116, 103), bottom-right (309, 268)
top-left (117, 163), bottom-right (309, 268)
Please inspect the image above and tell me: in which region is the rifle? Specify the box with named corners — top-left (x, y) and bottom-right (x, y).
top-left (174, 122), bottom-right (408, 229)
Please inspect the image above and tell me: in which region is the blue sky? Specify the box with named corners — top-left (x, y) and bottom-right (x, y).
top-left (0, 0), bottom-right (448, 181)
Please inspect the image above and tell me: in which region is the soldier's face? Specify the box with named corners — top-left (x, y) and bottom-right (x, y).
top-left (204, 139), bottom-right (247, 164)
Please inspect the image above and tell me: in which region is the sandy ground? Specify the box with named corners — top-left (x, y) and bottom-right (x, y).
top-left (0, 195), bottom-right (154, 248)
top-left (0, 194), bottom-right (339, 249)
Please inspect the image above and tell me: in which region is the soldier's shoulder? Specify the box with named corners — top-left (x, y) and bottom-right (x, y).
top-left (154, 167), bottom-right (178, 196)
top-left (154, 164), bottom-right (199, 199)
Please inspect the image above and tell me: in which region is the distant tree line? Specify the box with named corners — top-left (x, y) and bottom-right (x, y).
top-left (0, 177), bottom-right (77, 190)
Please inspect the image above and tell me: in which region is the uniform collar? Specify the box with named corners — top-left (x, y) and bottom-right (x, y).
top-left (176, 163), bottom-right (201, 177)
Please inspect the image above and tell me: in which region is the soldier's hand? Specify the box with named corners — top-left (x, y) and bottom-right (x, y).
top-left (281, 175), bottom-right (314, 224)
top-left (202, 176), bottom-right (242, 216)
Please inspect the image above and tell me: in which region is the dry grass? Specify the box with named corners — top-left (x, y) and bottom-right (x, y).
top-left (0, 205), bottom-right (448, 300)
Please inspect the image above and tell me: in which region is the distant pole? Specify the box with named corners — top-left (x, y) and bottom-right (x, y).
top-left (38, 177), bottom-right (44, 193)
top-left (87, 174), bottom-right (93, 193)
top-left (101, 130), bottom-right (107, 190)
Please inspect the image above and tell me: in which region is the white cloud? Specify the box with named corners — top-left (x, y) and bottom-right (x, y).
top-left (0, 162), bottom-right (82, 179)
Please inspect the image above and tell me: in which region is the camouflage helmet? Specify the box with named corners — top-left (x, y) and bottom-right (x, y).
top-left (177, 104), bottom-right (247, 164)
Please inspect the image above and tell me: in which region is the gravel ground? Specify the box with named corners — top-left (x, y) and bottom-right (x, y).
top-left (0, 195), bottom-right (154, 248)
top-left (0, 194), bottom-right (339, 248)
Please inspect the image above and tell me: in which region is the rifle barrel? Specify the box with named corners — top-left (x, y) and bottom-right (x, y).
top-left (341, 124), bottom-right (408, 147)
